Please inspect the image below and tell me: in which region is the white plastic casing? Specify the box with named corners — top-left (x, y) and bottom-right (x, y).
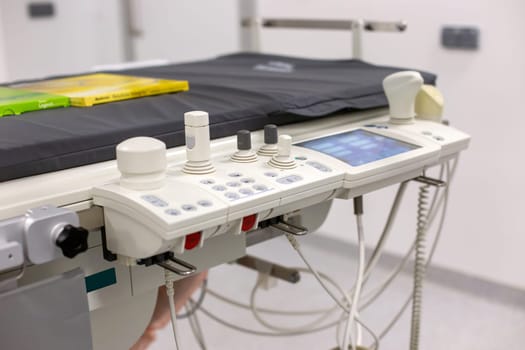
top-left (92, 121), bottom-right (448, 261)
top-left (117, 137), bottom-right (167, 190)
top-left (383, 71), bottom-right (424, 124)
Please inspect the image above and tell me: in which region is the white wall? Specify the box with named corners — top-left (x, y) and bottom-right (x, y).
top-left (131, 0), bottom-right (240, 63)
top-left (0, 4), bottom-right (7, 81)
top-left (258, 0), bottom-right (525, 290)
top-left (0, 0), bottom-right (126, 81)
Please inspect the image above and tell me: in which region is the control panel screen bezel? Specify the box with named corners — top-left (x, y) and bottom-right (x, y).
top-left (296, 128), bottom-right (420, 167)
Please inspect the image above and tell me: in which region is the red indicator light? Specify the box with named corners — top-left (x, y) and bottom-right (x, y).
top-left (185, 232), bottom-right (202, 250)
top-left (242, 214), bottom-right (257, 232)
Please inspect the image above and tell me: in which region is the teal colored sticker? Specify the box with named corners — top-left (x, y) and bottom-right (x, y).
top-left (85, 268), bottom-right (117, 293)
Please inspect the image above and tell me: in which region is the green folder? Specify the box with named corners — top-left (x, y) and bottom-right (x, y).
top-left (0, 86), bottom-right (70, 117)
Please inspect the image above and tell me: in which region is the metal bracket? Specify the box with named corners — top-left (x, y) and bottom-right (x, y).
top-left (236, 255), bottom-right (300, 284)
top-left (413, 175), bottom-right (446, 187)
top-left (157, 255), bottom-right (197, 276)
top-left (270, 219), bottom-right (308, 236)
top-left (137, 251), bottom-right (197, 276)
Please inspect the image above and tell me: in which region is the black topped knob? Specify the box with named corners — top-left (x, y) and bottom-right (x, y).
top-left (237, 130), bottom-right (252, 151)
top-left (55, 225), bottom-right (89, 259)
top-left (264, 124), bottom-right (278, 145)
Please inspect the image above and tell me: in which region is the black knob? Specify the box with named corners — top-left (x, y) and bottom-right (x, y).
top-left (55, 225), bottom-right (89, 259)
top-left (237, 130), bottom-right (252, 150)
top-left (264, 124), bottom-right (278, 145)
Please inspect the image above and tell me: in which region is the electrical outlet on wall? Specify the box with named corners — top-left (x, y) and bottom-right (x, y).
top-left (441, 26), bottom-right (480, 50)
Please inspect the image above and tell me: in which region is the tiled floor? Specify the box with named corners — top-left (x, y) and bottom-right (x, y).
top-left (150, 233), bottom-right (525, 350)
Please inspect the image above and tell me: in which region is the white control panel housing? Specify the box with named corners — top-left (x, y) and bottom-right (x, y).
top-left (92, 122), bottom-right (452, 261)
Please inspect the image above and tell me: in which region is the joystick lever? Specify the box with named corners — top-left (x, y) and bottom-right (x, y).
top-left (383, 71), bottom-right (424, 124)
top-left (268, 135), bottom-right (297, 169)
top-left (183, 111), bottom-right (215, 174)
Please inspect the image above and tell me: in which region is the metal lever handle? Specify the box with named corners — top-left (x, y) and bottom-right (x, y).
top-left (271, 219), bottom-right (308, 236)
top-left (156, 255), bottom-right (197, 276)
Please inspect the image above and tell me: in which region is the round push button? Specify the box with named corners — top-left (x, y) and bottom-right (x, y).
top-left (182, 204), bottom-right (197, 211)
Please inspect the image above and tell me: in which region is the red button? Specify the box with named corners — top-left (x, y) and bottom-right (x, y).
top-left (241, 214), bottom-right (257, 232)
top-left (185, 232), bottom-right (202, 250)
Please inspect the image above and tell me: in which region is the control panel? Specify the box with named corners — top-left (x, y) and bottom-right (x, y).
top-left (92, 72), bottom-right (470, 265)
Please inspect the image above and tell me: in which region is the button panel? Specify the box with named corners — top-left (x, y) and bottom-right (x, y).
top-left (264, 172), bottom-right (278, 178)
top-left (277, 175), bottom-right (303, 184)
top-left (200, 179), bottom-right (215, 185)
top-left (239, 188), bottom-right (254, 195)
top-left (197, 200), bottom-right (213, 207)
top-left (253, 184), bottom-right (268, 191)
top-left (141, 195), bottom-right (168, 207)
top-left (306, 161), bottom-right (332, 173)
top-left (182, 204), bottom-right (197, 211)
top-left (165, 208), bottom-right (181, 216)
top-left (225, 192), bottom-right (240, 200)
top-left (212, 185), bottom-right (227, 192)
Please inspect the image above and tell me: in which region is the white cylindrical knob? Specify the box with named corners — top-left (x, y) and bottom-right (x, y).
top-left (268, 134), bottom-right (296, 169)
top-left (277, 135), bottom-right (292, 158)
top-left (117, 137), bottom-right (167, 190)
top-left (184, 111), bottom-right (211, 163)
top-left (383, 71), bottom-right (424, 124)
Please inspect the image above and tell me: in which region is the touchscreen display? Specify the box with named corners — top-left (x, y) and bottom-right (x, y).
top-left (297, 129), bottom-right (419, 166)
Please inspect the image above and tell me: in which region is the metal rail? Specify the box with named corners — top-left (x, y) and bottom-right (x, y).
top-left (241, 18), bottom-right (407, 32)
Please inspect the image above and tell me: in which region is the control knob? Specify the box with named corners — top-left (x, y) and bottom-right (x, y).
top-left (55, 225), bottom-right (89, 259)
top-left (231, 130), bottom-right (257, 162)
top-left (258, 124), bottom-right (279, 156)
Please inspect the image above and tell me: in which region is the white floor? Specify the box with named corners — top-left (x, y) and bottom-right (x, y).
top-left (150, 233), bottom-right (525, 350)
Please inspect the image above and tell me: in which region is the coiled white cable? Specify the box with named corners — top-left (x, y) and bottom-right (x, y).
top-left (409, 183), bottom-right (430, 350)
top-left (165, 269), bottom-right (182, 350)
top-left (359, 164), bottom-right (448, 310)
top-left (377, 159), bottom-right (455, 341)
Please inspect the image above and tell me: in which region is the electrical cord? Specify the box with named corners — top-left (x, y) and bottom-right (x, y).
top-left (205, 267), bottom-right (379, 348)
top-left (341, 196), bottom-right (366, 350)
top-left (249, 276), bottom-right (339, 332)
top-left (186, 299), bottom-right (207, 350)
top-left (165, 269), bottom-right (182, 350)
top-left (286, 233), bottom-right (352, 313)
top-left (196, 158), bottom-right (457, 349)
top-left (362, 182), bottom-right (408, 286)
top-left (207, 287), bottom-right (332, 316)
top-left (377, 159), bottom-right (454, 342)
top-left (198, 304), bottom-right (379, 349)
top-left (409, 182), bottom-right (430, 350)
top-left (178, 279), bottom-right (208, 319)
top-left (359, 164), bottom-right (447, 309)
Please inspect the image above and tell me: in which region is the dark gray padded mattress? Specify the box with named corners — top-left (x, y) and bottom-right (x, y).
top-left (0, 53), bottom-right (436, 182)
